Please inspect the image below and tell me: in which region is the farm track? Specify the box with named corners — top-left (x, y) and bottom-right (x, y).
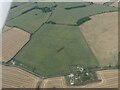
top-left (2, 2), bottom-right (119, 88)
top-left (40, 69), bottom-right (118, 88)
top-left (6, 2), bottom-right (118, 77)
top-left (40, 77), bottom-right (66, 88)
top-left (2, 4), bottom-right (57, 88)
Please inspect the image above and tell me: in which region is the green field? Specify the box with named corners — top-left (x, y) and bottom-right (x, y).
top-left (7, 2), bottom-right (35, 20)
top-left (5, 2), bottom-right (118, 77)
top-left (7, 9), bottom-right (50, 33)
top-left (49, 4), bottom-right (117, 24)
top-left (14, 24), bottom-right (98, 77)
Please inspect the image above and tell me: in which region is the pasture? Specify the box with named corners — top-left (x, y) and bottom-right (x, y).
top-left (6, 2), bottom-right (118, 33)
top-left (40, 69), bottom-right (118, 88)
top-left (6, 9), bottom-right (50, 34)
top-left (5, 2), bottom-right (118, 78)
top-left (49, 4), bottom-right (117, 24)
top-left (7, 2), bottom-right (35, 21)
top-left (14, 24), bottom-right (98, 77)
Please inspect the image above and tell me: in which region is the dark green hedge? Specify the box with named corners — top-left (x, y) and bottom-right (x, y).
top-left (76, 17), bottom-right (91, 26)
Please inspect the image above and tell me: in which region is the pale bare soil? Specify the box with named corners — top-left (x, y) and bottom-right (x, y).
top-left (2, 26), bottom-right (13, 32)
top-left (119, 13), bottom-right (120, 52)
top-left (40, 70), bottom-right (118, 88)
top-left (111, 2), bottom-right (119, 7)
top-left (0, 33), bottom-right (2, 62)
top-left (2, 65), bottom-right (40, 88)
top-left (78, 69), bottom-right (118, 88)
top-left (2, 27), bottom-right (30, 62)
top-left (40, 77), bottom-right (66, 88)
top-left (80, 12), bottom-right (118, 66)
top-left (0, 65), bottom-right (2, 89)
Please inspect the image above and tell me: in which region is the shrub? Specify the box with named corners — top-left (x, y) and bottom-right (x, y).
top-left (76, 17), bottom-right (91, 26)
top-left (65, 5), bottom-right (87, 10)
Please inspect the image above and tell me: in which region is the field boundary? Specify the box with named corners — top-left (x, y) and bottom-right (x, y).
top-left (3, 2), bottom-right (119, 80)
top-left (6, 11), bottom-right (118, 78)
top-left (5, 3), bottom-right (58, 64)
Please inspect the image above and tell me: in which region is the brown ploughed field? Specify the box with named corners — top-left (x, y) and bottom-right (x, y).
top-left (40, 70), bottom-right (118, 88)
top-left (2, 65), bottom-right (40, 88)
top-left (80, 12), bottom-right (118, 66)
top-left (2, 27), bottom-right (30, 62)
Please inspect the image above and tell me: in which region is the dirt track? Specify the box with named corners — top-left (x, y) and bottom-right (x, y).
top-left (79, 69), bottom-right (118, 88)
top-left (40, 69), bottom-right (118, 88)
top-left (80, 12), bottom-right (118, 66)
top-left (2, 65), bottom-right (40, 88)
top-left (2, 27), bottom-right (30, 62)
top-left (40, 77), bottom-right (66, 88)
